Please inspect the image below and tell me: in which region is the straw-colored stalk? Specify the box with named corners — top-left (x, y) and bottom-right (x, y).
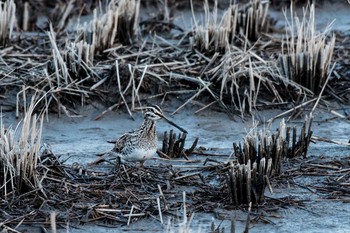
top-left (165, 192), bottom-right (197, 233)
top-left (51, 0), bottom-right (75, 32)
top-left (116, 0), bottom-right (140, 45)
top-left (48, 24), bottom-right (70, 86)
top-left (278, 4), bottom-right (335, 93)
top-left (0, 0), bottom-right (16, 46)
top-left (0, 98), bottom-right (44, 198)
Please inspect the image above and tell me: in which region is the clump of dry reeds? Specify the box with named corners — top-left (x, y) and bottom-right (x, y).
top-left (224, 116), bottom-right (313, 205)
top-left (0, 0), bottom-right (16, 46)
top-left (63, 39), bottom-right (95, 77)
top-left (0, 97), bottom-right (44, 199)
top-left (84, 0), bottom-right (139, 52)
top-left (234, 0), bottom-right (270, 41)
top-left (46, 24), bottom-right (97, 116)
top-left (159, 130), bottom-right (198, 159)
top-left (191, 0), bottom-right (230, 53)
top-left (278, 4), bottom-right (336, 93)
top-left (191, 0), bottom-right (270, 53)
top-left (208, 45), bottom-right (282, 117)
top-left (227, 159), bottom-right (270, 205)
top-left (233, 116), bottom-right (313, 175)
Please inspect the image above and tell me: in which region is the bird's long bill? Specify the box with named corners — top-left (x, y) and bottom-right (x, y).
top-left (160, 115), bottom-right (188, 134)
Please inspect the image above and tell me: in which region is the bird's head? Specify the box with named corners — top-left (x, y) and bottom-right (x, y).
top-left (142, 105), bottom-right (164, 121)
top-left (134, 105), bottom-right (188, 134)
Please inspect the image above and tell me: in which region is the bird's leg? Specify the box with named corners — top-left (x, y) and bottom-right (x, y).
top-left (140, 160), bottom-right (145, 168)
top-left (113, 156), bottom-right (122, 174)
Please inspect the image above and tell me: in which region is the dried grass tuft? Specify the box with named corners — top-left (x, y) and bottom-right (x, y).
top-left (227, 159), bottom-right (269, 205)
top-left (210, 46), bottom-right (282, 117)
top-left (233, 116), bottom-right (313, 175)
top-left (191, 0), bottom-right (270, 54)
top-left (225, 116), bottom-right (313, 205)
top-left (191, 0), bottom-right (230, 53)
top-left (41, 25), bottom-right (97, 116)
top-left (0, 97), bottom-right (44, 199)
top-left (63, 39), bottom-right (95, 77)
top-left (82, 0), bottom-right (140, 52)
top-left (0, 0), bottom-right (16, 46)
top-left (278, 4), bottom-right (336, 93)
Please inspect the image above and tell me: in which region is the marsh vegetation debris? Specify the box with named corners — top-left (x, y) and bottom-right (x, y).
top-left (223, 116), bottom-right (312, 206)
top-left (1, 0), bottom-right (350, 232)
top-left (0, 0), bottom-right (348, 118)
top-left (191, 0), bottom-right (270, 54)
top-left (0, 103), bottom-right (349, 231)
top-left (0, 97), bottom-right (44, 198)
top-left (278, 4), bottom-right (336, 93)
top-left (160, 130), bottom-right (198, 159)
top-left (234, 116), bottom-right (313, 175)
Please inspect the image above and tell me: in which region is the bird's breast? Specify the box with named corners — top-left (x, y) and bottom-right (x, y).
top-left (124, 147), bottom-right (157, 161)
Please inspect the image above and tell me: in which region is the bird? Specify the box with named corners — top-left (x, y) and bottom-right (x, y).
top-left (112, 105), bottom-right (187, 166)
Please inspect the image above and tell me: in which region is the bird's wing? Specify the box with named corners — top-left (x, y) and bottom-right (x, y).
top-left (113, 133), bottom-right (129, 153)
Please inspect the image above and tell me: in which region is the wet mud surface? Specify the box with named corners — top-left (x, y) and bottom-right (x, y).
top-left (3, 102), bottom-right (350, 233)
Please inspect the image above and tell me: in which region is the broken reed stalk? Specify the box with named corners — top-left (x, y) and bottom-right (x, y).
top-left (191, 0), bottom-right (270, 54)
top-left (235, 0), bottom-right (270, 41)
top-left (51, 0), bottom-right (75, 32)
top-left (0, 97), bottom-right (44, 199)
top-left (0, 0), bottom-right (16, 46)
top-left (117, 0), bottom-right (140, 45)
top-left (48, 24), bottom-right (70, 86)
top-left (278, 4), bottom-right (336, 93)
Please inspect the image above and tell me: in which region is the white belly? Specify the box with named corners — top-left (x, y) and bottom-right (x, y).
top-left (123, 148), bottom-right (156, 162)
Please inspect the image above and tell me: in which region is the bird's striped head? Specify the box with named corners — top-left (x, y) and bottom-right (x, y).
top-left (135, 104), bottom-right (188, 134)
top-left (136, 105), bottom-right (164, 121)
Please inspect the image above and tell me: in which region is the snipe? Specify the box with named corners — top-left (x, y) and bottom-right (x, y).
top-left (113, 105), bottom-right (187, 166)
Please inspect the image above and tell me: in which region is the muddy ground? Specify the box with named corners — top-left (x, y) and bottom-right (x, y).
top-left (3, 99), bottom-right (350, 233)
